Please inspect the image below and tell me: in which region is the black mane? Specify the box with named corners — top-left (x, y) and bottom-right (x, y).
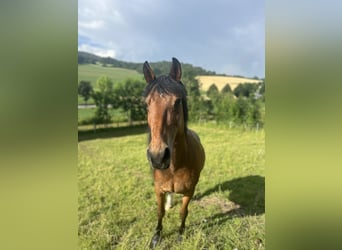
top-left (144, 75), bottom-right (188, 129)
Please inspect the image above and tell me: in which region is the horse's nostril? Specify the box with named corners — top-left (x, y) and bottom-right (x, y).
top-left (148, 147), bottom-right (170, 168)
top-left (162, 147), bottom-right (170, 163)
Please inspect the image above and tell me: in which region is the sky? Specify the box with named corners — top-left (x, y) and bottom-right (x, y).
top-left (78, 0), bottom-right (264, 78)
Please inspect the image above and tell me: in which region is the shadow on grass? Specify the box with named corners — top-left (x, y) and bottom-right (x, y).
top-left (194, 175), bottom-right (265, 226)
top-left (142, 176), bottom-right (265, 248)
top-left (158, 176), bottom-right (264, 240)
top-left (78, 124), bottom-right (148, 142)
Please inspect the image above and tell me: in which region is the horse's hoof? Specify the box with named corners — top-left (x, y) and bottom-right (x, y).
top-left (149, 232), bottom-right (161, 249)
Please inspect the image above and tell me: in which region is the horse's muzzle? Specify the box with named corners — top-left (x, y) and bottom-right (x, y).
top-left (147, 147), bottom-right (170, 169)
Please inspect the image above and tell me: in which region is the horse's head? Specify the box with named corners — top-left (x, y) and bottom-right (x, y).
top-left (143, 58), bottom-right (188, 170)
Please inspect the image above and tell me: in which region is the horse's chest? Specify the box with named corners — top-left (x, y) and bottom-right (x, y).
top-left (155, 168), bottom-right (196, 194)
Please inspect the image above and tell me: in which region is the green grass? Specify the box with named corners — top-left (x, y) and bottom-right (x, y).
top-left (78, 108), bottom-right (127, 124)
top-left (78, 64), bottom-right (143, 86)
top-left (78, 96), bottom-right (94, 105)
top-left (78, 124), bottom-right (265, 249)
top-left (78, 108), bottom-right (97, 122)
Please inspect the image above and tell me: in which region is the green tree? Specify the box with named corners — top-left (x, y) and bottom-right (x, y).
top-left (185, 77), bottom-right (201, 98)
top-left (246, 99), bottom-right (262, 127)
top-left (233, 83), bottom-right (258, 98)
top-left (231, 96), bottom-right (249, 125)
top-left (185, 77), bottom-right (204, 122)
top-left (206, 84), bottom-right (219, 99)
top-left (221, 84), bottom-right (232, 95)
top-left (200, 99), bottom-right (215, 121)
top-left (228, 96), bottom-right (262, 128)
top-left (214, 94), bottom-right (234, 123)
top-left (91, 76), bottom-right (114, 125)
top-left (115, 79), bottom-right (146, 125)
top-left (78, 80), bottom-right (93, 105)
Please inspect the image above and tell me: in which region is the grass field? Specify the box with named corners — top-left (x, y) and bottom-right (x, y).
top-left (78, 124), bottom-right (265, 249)
top-left (78, 108), bottom-right (127, 124)
top-left (196, 76), bottom-right (262, 92)
top-left (78, 64), bottom-right (143, 86)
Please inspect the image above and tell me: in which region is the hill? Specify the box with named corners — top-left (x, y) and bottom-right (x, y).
top-left (78, 51), bottom-right (264, 96)
top-left (196, 75), bottom-right (263, 92)
top-left (78, 51), bottom-right (141, 71)
top-left (78, 51), bottom-right (215, 78)
top-left (78, 64), bottom-right (143, 85)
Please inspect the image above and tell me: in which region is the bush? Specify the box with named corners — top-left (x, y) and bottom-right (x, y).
top-left (114, 79), bottom-right (146, 125)
top-left (91, 76), bottom-right (114, 125)
top-left (78, 80), bottom-right (93, 105)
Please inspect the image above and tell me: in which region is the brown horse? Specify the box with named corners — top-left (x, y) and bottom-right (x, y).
top-left (143, 58), bottom-right (205, 248)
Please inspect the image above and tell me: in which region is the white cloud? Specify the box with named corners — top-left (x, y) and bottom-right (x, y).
top-left (78, 20), bottom-right (104, 30)
top-left (78, 0), bottom-right (265, 77)
top-left (221, 63), bottom-right (246, 77)
top-left (78, 44), bottom-right (116, 58)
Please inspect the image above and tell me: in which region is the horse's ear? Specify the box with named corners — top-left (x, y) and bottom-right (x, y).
top-left (143, 61), bottom-right (156, 84)
top-left (170, 57), bottom-right (182, 82)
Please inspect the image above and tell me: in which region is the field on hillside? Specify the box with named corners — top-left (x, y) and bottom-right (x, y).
top-left (78, 124), bottom-right (265, 249)
top-left (78, 64), bottom-right (143, 86)
top-left (196, 75), bottom-right (262, 92)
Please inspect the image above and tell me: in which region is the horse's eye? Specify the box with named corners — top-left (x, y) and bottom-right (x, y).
top-left (174, 98), bottom-right (181, 108)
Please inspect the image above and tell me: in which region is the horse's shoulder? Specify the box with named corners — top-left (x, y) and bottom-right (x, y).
top-left (186, 129), bottom-right (201, 144)
top-left (185, 128), bottom-right (205, 170)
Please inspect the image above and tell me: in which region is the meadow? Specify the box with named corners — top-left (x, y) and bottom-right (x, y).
top-left (78, 123), bottom-right (265, 249)
top-left (78, 64), bottom-right (143, 86)
top-left (78, 108), bottom-right (127, 125)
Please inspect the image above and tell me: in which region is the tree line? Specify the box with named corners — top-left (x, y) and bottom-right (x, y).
top-left (183, 77), bottom-right (265, 128)
top-left (78, 77), bottom-right (146, 126)
top-left (78, 76), bottom-right (265, 128)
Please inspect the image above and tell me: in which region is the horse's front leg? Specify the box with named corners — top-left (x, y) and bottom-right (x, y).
top-left (165, 192), bottom-right (173, 210)
top-left (178, 194), bottom-right (192, 242)
top-left (150, 190), bottom-right (165, 249)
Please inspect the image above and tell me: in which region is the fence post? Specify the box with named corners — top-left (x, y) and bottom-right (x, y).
top-left (93, 122), bottom-right (96, 133)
